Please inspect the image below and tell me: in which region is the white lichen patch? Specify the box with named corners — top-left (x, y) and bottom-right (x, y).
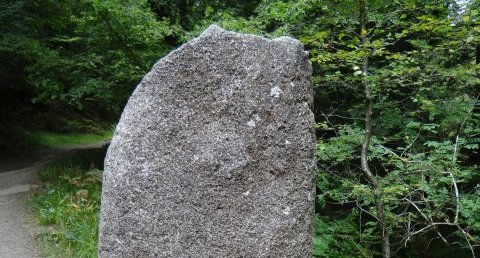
top-left (283, 206), bottom-right (291, 215)
top-left (285, 140), bottom-right (291, 145)
top-left (246, 114), bottom-right (261, 127)
top-left (242, 190), bottom-right (251, 196)
top-left (270, 86), bottom-right (283, 98)
top-left (247, 120), bottom-right (256, 127)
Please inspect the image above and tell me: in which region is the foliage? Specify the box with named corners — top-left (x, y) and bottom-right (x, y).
top-left (1, 0), bottom-right (180, 111)
top-left (29, 153), bottom-right (105, 258)
top-left (293, 0), bottom-right (480, 256)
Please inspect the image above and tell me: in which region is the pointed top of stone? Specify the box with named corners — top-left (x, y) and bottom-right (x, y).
top-left (197, 24), bottom-right (303, 48)
top-left (200, 24), bottom-right (226, 36)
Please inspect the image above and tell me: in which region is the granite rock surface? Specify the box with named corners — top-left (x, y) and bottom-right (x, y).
top-left (98, 25), bottom-right (316, 258)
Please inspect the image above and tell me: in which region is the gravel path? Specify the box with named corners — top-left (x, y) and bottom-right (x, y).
top-left (0, 193), bottom-right (42, 258)
top-left (0, 142), bottom-right (109, 258)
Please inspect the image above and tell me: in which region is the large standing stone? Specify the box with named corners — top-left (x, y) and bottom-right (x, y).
top-left (98, 25), bottom-right (316, 258)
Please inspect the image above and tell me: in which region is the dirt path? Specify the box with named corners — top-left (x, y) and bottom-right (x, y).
top-left (0, 142), bottom-right (109, 258)
top-left (0, 193), bottom-right (42, 258)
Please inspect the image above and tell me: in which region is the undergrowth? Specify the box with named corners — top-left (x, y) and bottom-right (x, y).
top-left (29, 153), bottom-right (104, 258)
top-left (26, 129), bottom-right (113, 149)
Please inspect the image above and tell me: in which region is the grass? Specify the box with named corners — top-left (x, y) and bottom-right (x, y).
top-left (26, 130), bottom-right (113, 149)
top-left (1, 116), bottom-right (115, 154)
top-left (29, 153), bottom-right (104, 258)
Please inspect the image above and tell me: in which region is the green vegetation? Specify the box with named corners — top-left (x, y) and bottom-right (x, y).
top-left (26, 130), bottom-right (112, 149)
top-left (0, 127), bottom-right (112, 158)
top-left (29, 153), bottom-right (104, 258)
top-left (3, 0), bottom-right (479, 257)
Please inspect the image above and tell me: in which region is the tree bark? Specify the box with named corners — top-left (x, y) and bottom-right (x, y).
top-left (358, 0), bottom-right (391, 257)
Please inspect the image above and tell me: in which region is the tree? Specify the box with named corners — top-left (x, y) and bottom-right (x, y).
top-left (358, 0), bottom-right (391, 256)
top-left (307, 0), bottom-right (480, 256)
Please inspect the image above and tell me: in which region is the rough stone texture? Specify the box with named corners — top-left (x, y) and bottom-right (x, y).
top-left (98, 25), bottom-right (316, 258)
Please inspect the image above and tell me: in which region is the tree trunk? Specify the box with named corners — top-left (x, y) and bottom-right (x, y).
top-left (358, 0), bottom-right (391, 257)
